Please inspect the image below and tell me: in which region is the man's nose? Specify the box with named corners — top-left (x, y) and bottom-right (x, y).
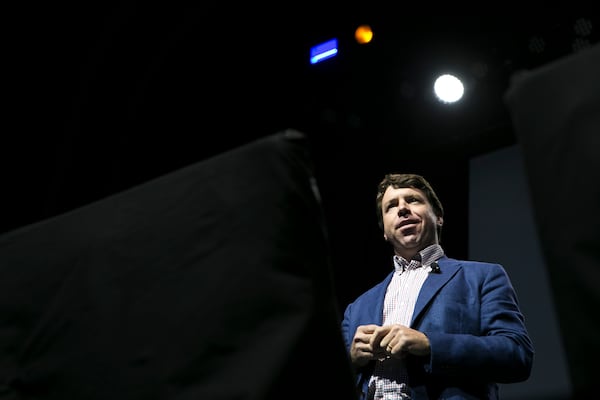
top-left (397, 204), bottom-right (410, 216)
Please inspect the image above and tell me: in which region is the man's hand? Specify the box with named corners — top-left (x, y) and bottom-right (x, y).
top-left (376, 324), bottom-right (431, 358)
top-left (350, 324), bottom-right (387, 366)
top-left (350, 324), bottom-right (430, 366)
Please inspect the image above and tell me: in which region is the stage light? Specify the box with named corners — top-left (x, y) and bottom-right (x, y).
top-left (355, 25), bottom-right (373, 44)
top-left (310, 38), bottom-right (338, 64)
top-left (433, 74), bottom-right (464, 104)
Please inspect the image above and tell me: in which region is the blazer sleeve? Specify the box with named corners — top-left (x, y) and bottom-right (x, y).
top-left (419, 261), bottom-right (534, 383)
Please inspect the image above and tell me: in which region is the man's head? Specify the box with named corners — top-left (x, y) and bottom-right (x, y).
top-left (376, 174), bottom-right (444, 257)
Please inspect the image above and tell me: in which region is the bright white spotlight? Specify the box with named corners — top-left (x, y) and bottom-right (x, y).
top-left (433, 74), bottom-right (464, 104)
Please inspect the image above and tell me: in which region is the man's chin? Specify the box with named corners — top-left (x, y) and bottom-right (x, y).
top-left (400, 236), bottom-right (420, 247)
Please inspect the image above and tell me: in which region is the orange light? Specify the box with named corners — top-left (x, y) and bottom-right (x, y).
top-left (354, 25), bottom-right (373, 44)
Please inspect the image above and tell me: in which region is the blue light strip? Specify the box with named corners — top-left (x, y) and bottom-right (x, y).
top-left (310, 38), bottom-right (338, 64)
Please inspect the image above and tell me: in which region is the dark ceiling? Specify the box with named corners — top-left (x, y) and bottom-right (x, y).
top-left (5, 8), bottom-right (598, 284)
top-left (301, 12), bottom-right (598, 154)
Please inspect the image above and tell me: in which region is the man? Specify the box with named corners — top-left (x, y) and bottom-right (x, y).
top-left (341, 173), bottom-right (533, 399)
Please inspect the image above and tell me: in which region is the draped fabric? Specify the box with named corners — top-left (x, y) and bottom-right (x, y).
top-left (0, 129), bottom-right (358, 400)
top-left (504, 44), bottom-right (600, 399)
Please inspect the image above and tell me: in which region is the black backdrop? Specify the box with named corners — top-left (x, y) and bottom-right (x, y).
top-left (505, 43), bottom-right (600, 399)
top-left (0, 130), bottom-right (358, 399)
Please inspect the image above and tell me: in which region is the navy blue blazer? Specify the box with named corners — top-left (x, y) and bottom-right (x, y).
top-left (341, 256), bottom-right (534, 400)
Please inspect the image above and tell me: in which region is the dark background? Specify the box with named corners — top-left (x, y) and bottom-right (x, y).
top-left (5, 6), bottom-right (600, 399)
top-left (6, 6), bottom-right (598, 331)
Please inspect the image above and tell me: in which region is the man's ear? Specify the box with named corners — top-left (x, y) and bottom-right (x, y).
top-left (437, 216), bottom-right (444, 226)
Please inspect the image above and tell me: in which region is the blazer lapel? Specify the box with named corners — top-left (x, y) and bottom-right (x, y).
top-left (411, 259), bottom-right (462, 326)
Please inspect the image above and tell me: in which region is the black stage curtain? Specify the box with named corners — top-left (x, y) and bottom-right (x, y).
top-left (0, 129), bottom-right (358, 400)
top-left (505, 44), bottom-right (600, 399)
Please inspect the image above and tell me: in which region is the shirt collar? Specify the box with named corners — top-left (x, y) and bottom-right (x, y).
top-left (393, 244), bottom-right (444, 273)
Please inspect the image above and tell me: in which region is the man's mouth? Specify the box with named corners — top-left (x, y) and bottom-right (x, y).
top-left (397, 219), bottom-right (419, 229)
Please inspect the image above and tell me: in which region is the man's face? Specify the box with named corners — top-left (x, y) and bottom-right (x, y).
top-left (381, 186), bottom-right (442, 259)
